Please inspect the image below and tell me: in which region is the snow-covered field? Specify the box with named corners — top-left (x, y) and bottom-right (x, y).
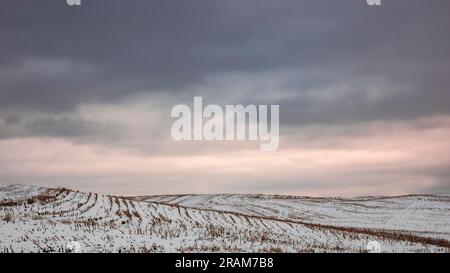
top-left (1, 184), bottom-right (449, 253)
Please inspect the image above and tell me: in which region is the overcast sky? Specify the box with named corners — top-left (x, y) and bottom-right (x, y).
top-left (1, 0), bottom-right (449, 196)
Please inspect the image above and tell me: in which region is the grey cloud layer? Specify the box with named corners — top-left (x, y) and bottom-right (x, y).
top-left (1, 0), bottom-right (449, 124)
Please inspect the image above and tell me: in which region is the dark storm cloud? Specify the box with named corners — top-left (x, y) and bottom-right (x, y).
top-left (0, 114), bottom-right (127, 141)
top-left (0, 0), bottom-right (450, 124)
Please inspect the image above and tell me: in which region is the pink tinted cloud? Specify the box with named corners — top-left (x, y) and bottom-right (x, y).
top-left (0, 115), bottom-right (449, 196)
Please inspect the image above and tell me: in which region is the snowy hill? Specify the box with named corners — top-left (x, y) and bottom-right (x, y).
top-left (141, 193), bottom-right (450, 241)
top-left (1, 184), bottom-right (449, 253)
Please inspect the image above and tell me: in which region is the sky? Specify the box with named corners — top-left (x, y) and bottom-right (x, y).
top-left (0, 0), bottom-right (449, 196)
